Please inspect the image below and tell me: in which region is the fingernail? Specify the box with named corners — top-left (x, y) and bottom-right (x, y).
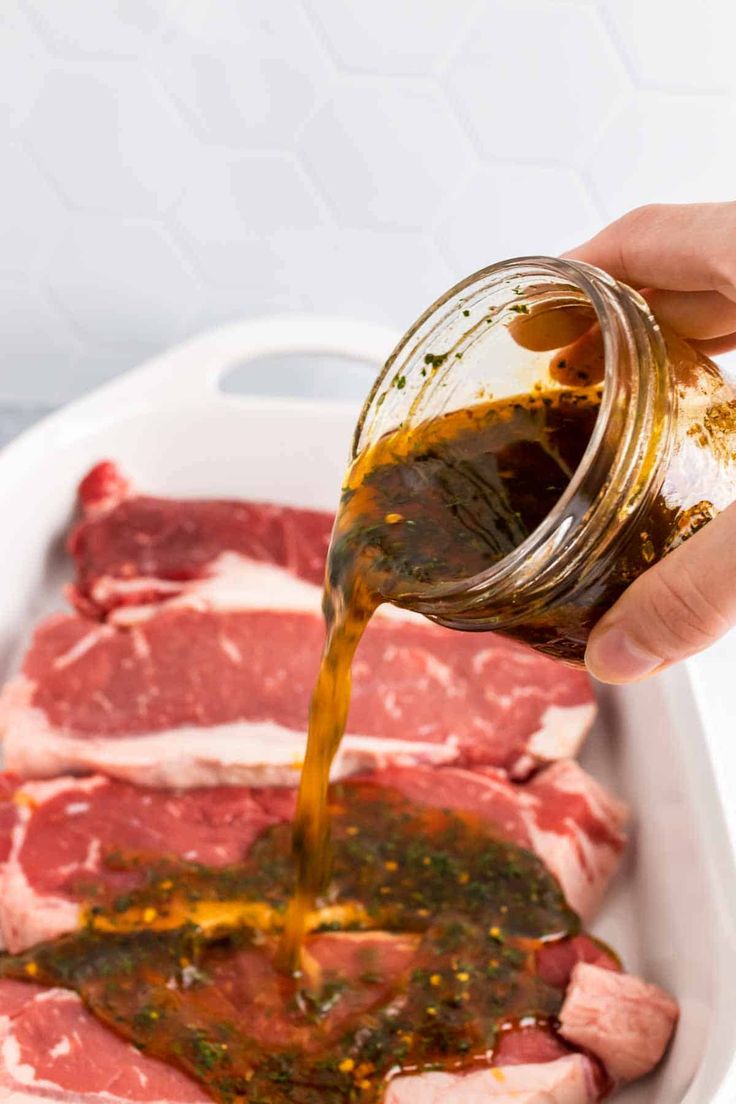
top-left (585, 626), bottom-right (662, 683)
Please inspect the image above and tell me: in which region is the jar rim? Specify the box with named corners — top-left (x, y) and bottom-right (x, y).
top-left (354, 254), bottom-right (671, 611)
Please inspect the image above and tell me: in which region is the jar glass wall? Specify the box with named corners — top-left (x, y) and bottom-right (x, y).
top-left (351, 257), bottom-right (736, 663)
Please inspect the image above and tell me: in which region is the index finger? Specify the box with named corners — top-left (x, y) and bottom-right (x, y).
top-left (563, 202), bottom-right (736, 298)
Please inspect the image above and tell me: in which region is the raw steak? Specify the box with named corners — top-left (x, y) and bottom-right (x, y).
top-left (0, 932), bottom-right (609, 1103)
top-left (0, 773), bottom-right (665, 1100)
top-left (203, 930), bottom-right (422, 1049)
top-left (559, 963), bottom-right (679, 1083)
top-left (42, 460), bottom-right (599, 782)
top-left (0, 777), bottom-right (20, 950)
top-left (0, 978), bottom-right (209, 1102)
top-left (0, 774), bottom-right (295, 953)
top-left (68, 460), bottom-right (334, 621)
top-left (384, 1054), bottom-right (597, 1104)
top-left (368, 761), bottom-right (628, 920)
top-left (536, 934), bottom-right (620, 989)
top-left (0, 774), bottom-right (19, 864)
top-left (0, 599), bottom-right (595, 787)
top-left (0, 762), bottom-right (625, 953)
top-left (0, 978), bottom-right (600, 1104)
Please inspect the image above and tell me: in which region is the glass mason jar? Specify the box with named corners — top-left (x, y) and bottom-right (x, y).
top-left (352, 257), bottom-right (736, 664)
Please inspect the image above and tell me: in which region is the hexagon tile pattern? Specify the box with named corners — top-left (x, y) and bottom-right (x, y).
top-left (299, 80), bottom-right (477, 231)
top-left (45, 217), bottom-right (204, 350)
top-left (24, 63), bottom-right (195, 216)
top-left (157, 4), bottom-right (333, 151)
top-left (445, 1), bottom-right (630, 167)
top-left (2, 0), bottom-right (736, 404)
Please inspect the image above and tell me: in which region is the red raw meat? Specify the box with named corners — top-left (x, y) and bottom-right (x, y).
top-left (0, 773), bottom-right (294, 953)
top-left (493, 1023), bottom-right (610, 1100)
top-left (0, 976), bottom-right (598, 1104)
top-left (0, 602), bottom-right (595, 787)
top-left (0, 948), bottom-right (621, 1104)
top-left (12, 460), bottom-right (597, 785)
top-left (0, 769), bottom-right (668, 1098)
top-left (384, 1053), bottom-right (598, 1103)
top-left (371, 761), bottom-right (628, 920)
top-left (536, 933), bottom-right (620, 989)
top-left (0, 774), bottom-right (19, 865)
top-left (68, 461), bottom-right (334, 621)
top-left (559, 963), bottom-right (679, 1084)
top-left (205, 930), bottom-right (420, 1050)
top-left (0, 937), bottom-right (606, 1104)
top-left (77, 460), bottom-right (133, 517)
top-left (0, 462), bottom-right (675, 1100)
top-left (0, 762), bottom-right (625, 954)
top-left (0, 979), bottom-right (209, 1102)
top-left (493, 1024), bottom-right (573, 1066)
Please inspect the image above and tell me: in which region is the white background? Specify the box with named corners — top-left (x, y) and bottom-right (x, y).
top-left (3, 0), bottom-right (736, 408)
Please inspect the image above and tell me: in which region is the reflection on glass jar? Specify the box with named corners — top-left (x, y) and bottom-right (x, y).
top-left (338, 257), bottom-right (736, 664)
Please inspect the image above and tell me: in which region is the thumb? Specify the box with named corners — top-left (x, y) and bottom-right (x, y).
top-left (585, 502), bottom-right (736, 683)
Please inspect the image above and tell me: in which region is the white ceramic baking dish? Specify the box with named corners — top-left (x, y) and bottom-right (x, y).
top-left (0, 315), bottom-right (734, 1103)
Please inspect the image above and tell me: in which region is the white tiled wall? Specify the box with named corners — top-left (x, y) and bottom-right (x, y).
top-left (3, 0), bottom-right (736, 405)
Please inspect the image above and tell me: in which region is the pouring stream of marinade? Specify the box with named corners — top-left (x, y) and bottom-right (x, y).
top-left (280, 380), bottom-right (602, 968)
top-left (281, 249), bottom-right (736, 968)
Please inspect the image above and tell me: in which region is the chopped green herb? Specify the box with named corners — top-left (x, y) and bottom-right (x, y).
top-left (424, 352), bottom-right (449, 369)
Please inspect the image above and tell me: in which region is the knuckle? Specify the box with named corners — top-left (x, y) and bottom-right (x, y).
top-left (701, 202), bottom-right (736, 290)
top-left (639, 562), bottom-right (728, 656)
top-left (622, 203), bottom-right (661, 226)
top-left (619, 204), bottom-right (662, 239)
top-left (608, 206), bottom-right (660, 283)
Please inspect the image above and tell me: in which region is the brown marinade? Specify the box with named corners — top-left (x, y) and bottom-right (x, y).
top-left (329, 386), bottom-right (604, 598)
top-left (282, 386), bottom-right (608, 975)
top-left (1, 783), bottom-right (578, 1103)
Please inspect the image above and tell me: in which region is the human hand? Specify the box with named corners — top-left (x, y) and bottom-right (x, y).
top-left (563, 202), bottom-right (736, 683)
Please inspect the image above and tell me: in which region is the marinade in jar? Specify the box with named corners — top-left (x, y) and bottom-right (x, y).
top-left (326, 317), bottom-right (736, 663)
top-left (329, 386), bottom-right (603, 600)
top-left (283, 306), bottom-right (736, 968)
